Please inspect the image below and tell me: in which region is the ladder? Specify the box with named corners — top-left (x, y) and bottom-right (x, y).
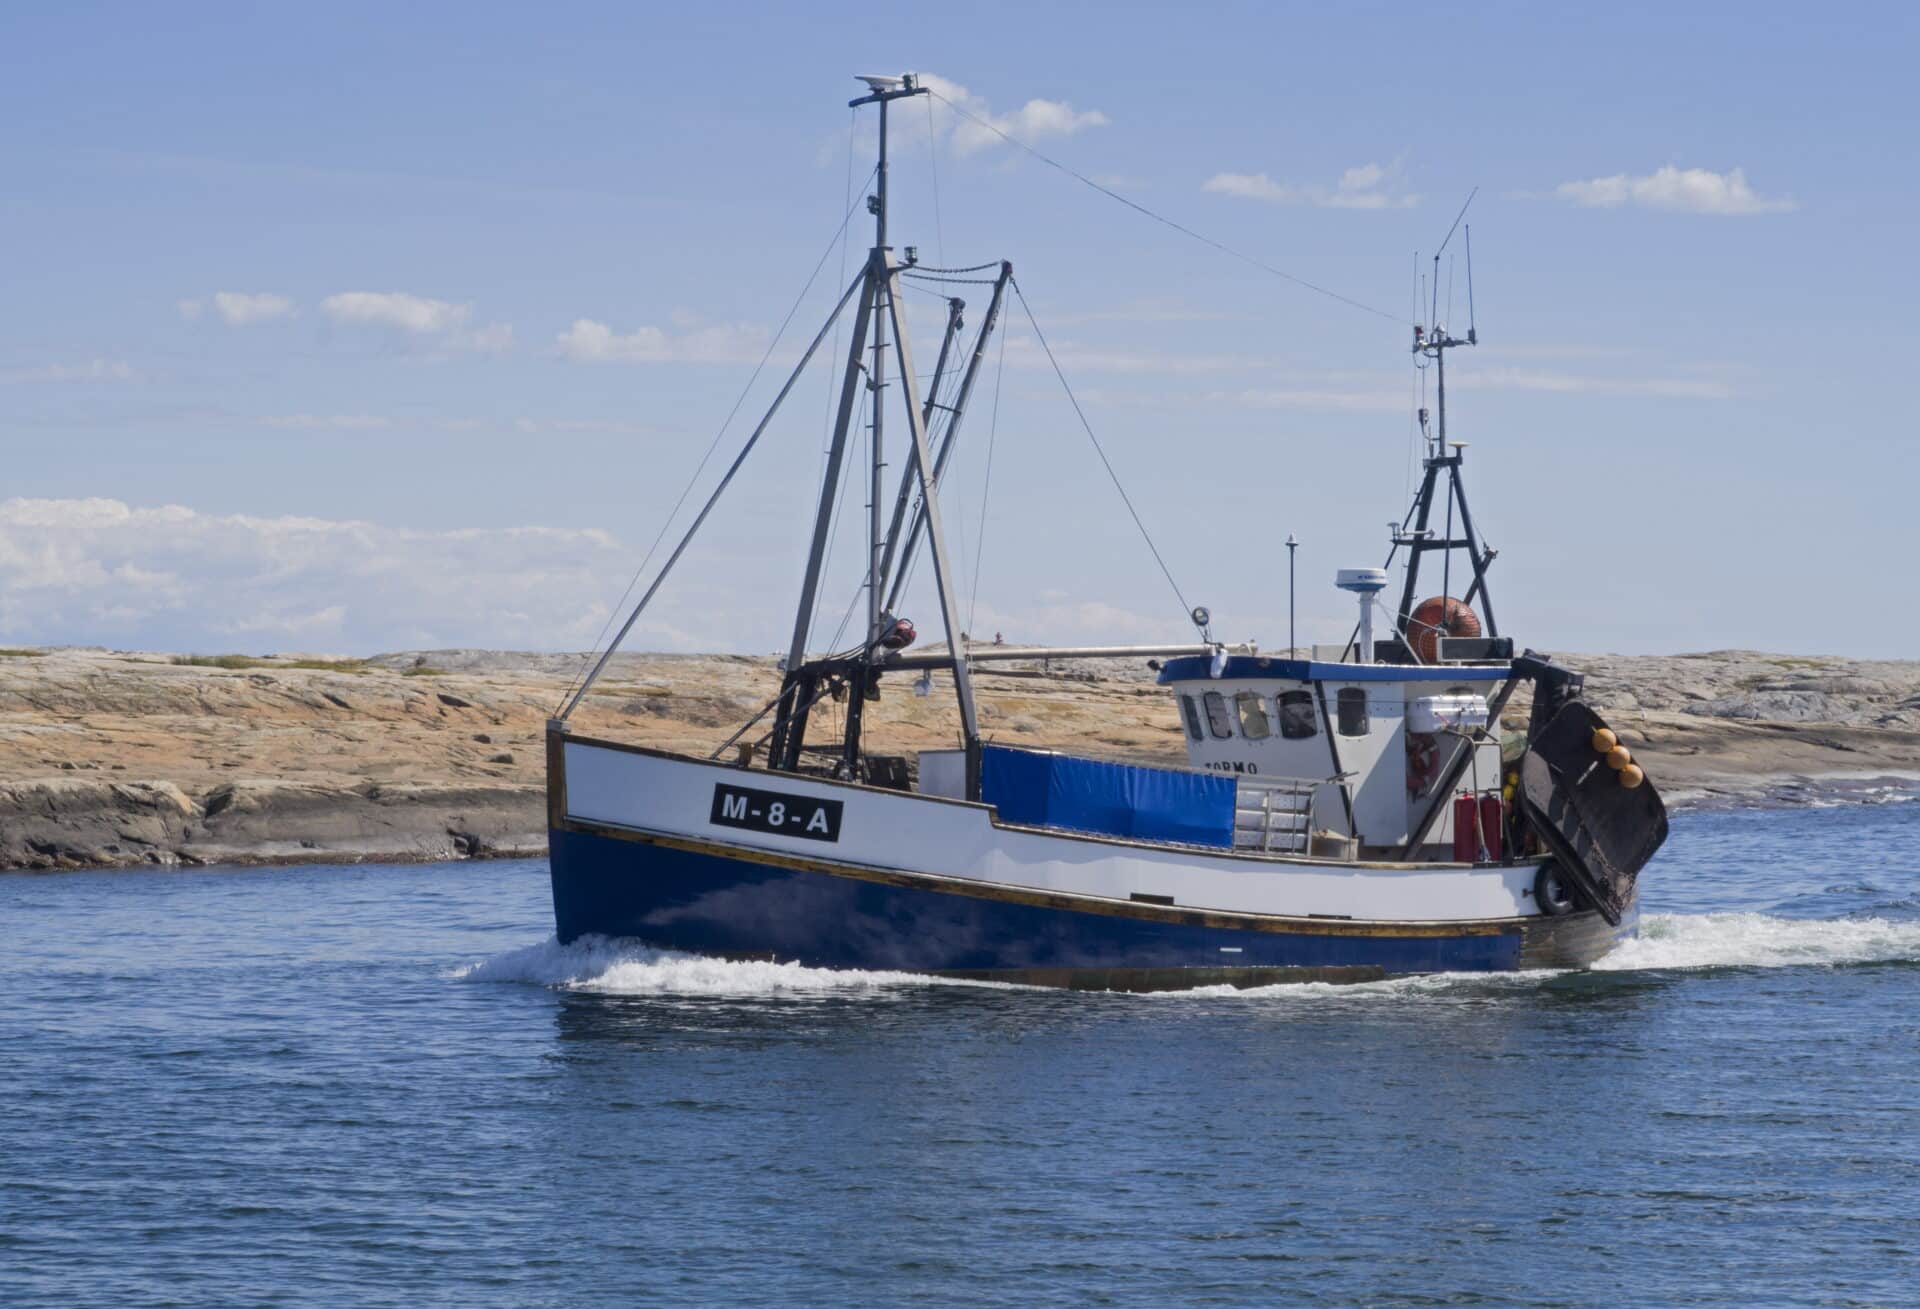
top-left (1231, 776), bottom-right (1326, 855)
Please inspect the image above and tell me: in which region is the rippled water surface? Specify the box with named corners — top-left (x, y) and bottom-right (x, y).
top-left (4, 804), bottom-right (1918, 1307)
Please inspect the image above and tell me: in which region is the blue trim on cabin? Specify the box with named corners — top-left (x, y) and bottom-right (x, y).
top-left (1156, 655), bottom-right (1512, 685)
top-left (980, 745), bottom-right (1235, 848)
top-left (548, 825), bottom-right (1526, 975)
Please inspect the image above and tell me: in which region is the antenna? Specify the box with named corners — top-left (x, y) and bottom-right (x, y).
top-left (1388, 186), bottom-right (1498, 653)
top-left (1464, 223), bottom-right (1477, 344)
top-left (1286, 534), bottom-right (1299, 657)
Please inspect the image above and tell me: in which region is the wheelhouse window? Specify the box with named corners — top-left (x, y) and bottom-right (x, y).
top-left (1235, 691), bottom-right (1271, 739)
top-left (1278, 689), bottom-right (1317, 739)
top-left (1180, 694), bottom-right (1204, 741)
top-left (1202, 691), bottom-right (1234, 739)
top-left (1336, 687), bottom-right (1370, 737)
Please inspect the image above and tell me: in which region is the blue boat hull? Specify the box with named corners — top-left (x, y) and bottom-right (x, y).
top-left (549, 823), bottom-right (1631, 988)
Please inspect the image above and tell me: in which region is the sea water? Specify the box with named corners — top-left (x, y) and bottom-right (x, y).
top-left (2, 802), bottom-right (1917, 1307)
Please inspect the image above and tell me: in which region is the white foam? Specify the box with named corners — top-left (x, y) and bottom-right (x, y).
top-left (1594, 911), bottom-right (1920, 972)
top-left (454, 935), bottom-right (1015, 997)
top-left (454, 913), bottom-right (1920, 1002)
top-left (1139, 971), bottom-right (1559, 1001)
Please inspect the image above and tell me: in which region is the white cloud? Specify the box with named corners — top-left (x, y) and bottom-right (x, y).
top-left (1554, 166), bottom-right (1793, 215)
top-left (322, 291), bottom-right (470, 333)
top-left (465, 321), bottom-right (514, 353)
top-left (555, 317), bottom-right (770, 365)
top-left (320, 291), bottom-right (511, 352)
top-left (1204, 162), bottom-right (1419, 209)
top-left (0, 359), bottom-right (136, 385)
top-left (0, 497), bottom-right (665, 652)
top-left (915, 73), bottom-right (1109, 157)
top-left (212, 291), bottom-right (294, 325)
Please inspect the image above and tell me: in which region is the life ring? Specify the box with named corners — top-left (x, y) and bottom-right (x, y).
top-left (1534, 861), bottom-right (1577, 917)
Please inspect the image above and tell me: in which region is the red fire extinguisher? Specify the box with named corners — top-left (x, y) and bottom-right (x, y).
top-left (1452, 794), bottom-right (1479, 862)
top-left (1478, 793), bottom-right (1503, 863)
top-left (1451, 793), bottom-right (1504, 863)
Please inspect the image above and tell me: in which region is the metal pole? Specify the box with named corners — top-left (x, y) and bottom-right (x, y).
top-left (881, 264), bottom-right (1010, 615)
top-left (558, 267), bottom-right (869, 722)
top-left (778, 262), bottom-right (877, 683)
top-left (867, 94), bottom-right (889, 647)
top-left (873, 296), bottom-right (963, 606)
top-left (879, 640), bottom-right (1255, 670)
top-left (1286, 533), bottom-right (1298, 657)
top-left (1442, 443), bottom-right (1457, 622)
top-left (883, 261), bottom-right (982, 783)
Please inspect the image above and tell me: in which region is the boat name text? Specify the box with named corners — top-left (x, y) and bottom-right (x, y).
top-left (710, 782), bottom-right (843, 842)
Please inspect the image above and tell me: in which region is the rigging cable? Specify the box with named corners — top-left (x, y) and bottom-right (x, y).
top-left (925, 92), bottom-right (946, 267)
top-left (554, 161), bottom-right (878, 712)
top-left (813, 380), bottom-right (867, 654)
top-left (928, 89), bottom-right (1406, 326)
top-left (801, 110), bottom-right (865, 661)
top-left (1012, 280), bottom-right (1194, 623)
top-left (817, 109), bottom-right (861, 526)
top-left (901, 260), bottom-right (1001, 275)
top-left (967, 311), bottom-right (1008, 634)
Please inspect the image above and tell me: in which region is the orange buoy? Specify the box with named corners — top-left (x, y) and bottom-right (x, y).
top-left (1592, 727), bottom-right (1617, 754)
top-left (1619, 763), bottom-right (1645, 789)
top-left (1407, 596), bottom-right (1482, 663)
top-left (1606, 745), bottom-right (1633, 771)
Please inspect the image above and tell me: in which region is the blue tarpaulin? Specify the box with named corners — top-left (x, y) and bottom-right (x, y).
top-left (979, 746), bottom-right (1235, 848)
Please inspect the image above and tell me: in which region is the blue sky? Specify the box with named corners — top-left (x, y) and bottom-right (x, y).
top-left (3, 2), bottom-right (1915, 657)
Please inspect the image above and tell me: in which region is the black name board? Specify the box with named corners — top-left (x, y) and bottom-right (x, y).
top-left (709, 782), bottom-right (843, 843)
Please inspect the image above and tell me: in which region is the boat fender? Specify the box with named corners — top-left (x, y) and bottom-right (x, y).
top-left (1534, 861), bottom-right (1576, 917)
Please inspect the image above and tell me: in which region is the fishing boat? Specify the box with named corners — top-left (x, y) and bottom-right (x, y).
top-left (543, 73), bottom-right (1668, 990)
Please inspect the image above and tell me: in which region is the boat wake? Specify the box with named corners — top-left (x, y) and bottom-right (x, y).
top-left (454, 935), bottom-right (1010, 997)
top-left (455, 913), bottom-right (1920, 1003)
top-left (1591, 911), bottom-right (1920, 972)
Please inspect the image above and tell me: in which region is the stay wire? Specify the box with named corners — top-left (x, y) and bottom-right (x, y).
top-left (967, 315), bottom-right (1008, 634)
top-left (815, 383), bottom-right (865, 654)
top-left (818, 111), bottom-right (861, 503)
top-left (556, 161), bottom-right (877, 711)
top-left (929, 90), bottom-right (1405, 326)
top-left (1011, 280), bottom-right (1193, 624)
top-left (925, 92), bottom-right (946, 267)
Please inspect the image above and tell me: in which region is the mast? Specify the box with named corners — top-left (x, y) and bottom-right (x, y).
top-left (767, 73), bottom-right (991, 792)
top-left (867, 88), bottom-right (891, 650)
top-left (1389, 224), bottom-right (1499, 654)
top-left (561, 74), bottom-right (999, 781)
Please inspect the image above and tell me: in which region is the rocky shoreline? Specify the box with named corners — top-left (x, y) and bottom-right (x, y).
top-left (1, 646), bottom-right (1916, 871)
